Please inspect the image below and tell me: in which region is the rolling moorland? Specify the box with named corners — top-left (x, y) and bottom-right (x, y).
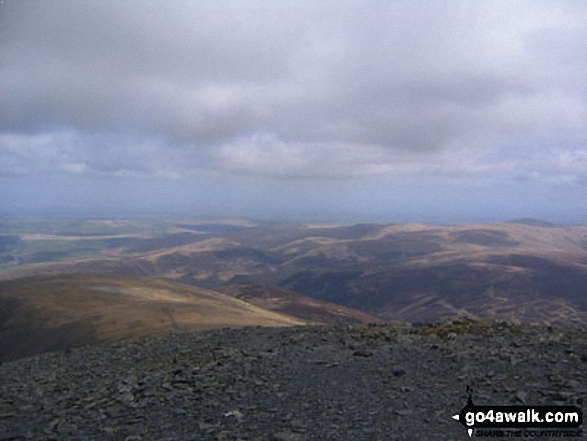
top-left (0, 273), bottom-right (389, 362)
top-left (2, 219), bottom-right (587, 322)
top-left (1, 218), bottom-right (587, 361)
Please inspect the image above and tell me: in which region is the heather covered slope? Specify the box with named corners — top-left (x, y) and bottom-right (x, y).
top-left (0, 275), bottom-right (303, 362)
top-left (219, 282), bottom-right (386, 325)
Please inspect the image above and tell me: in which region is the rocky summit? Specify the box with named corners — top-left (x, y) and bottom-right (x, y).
top-left (1, 320), bottom-right (585, 440)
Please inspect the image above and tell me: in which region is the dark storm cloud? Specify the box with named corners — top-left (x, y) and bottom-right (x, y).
top-left (1, 0), bottom-right (586, 179)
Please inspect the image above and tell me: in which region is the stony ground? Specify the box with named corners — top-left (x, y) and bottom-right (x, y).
top-left (0, 320), bottom-right (585, 440)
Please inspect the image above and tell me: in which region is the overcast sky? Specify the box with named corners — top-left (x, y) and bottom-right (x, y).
top-left (1, 0), bottom-right (587, 223)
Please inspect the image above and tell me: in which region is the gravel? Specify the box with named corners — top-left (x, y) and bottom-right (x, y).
top-left (1, 320), bottom-right (585, 440)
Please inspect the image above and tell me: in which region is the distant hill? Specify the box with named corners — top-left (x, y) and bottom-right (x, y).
top-left (0, 275), bottom-right (303, 362)
top-left (506, 218), bottom-right (557, 227)
top-left (2, 220), bottom-right (587, 326)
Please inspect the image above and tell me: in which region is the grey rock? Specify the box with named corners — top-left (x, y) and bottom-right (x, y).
top-left (0, 322), bottom-right (585, 441)
top-left (392, 366), bottom-right (406, 376)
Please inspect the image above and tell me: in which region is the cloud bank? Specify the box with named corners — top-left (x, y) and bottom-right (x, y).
top-left (1, 0), bottom-right (587, 184)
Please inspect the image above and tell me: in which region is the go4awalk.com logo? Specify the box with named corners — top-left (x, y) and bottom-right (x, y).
top-left (452, 391), bottom-right (583, 438)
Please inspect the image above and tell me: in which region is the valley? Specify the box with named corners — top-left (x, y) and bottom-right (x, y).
top-left (1, 218), bottom-right (587, 360)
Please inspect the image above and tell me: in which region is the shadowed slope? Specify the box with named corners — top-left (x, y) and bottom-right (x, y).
top-left (0, 275), bottom-right (304, 362)
top-left (219, 282), bottom-right (386, 325)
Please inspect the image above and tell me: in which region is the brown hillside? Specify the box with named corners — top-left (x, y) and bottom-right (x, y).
top-left (0, 275), bottom-right (304, 362)
top-left (219, 282), bottom-right (387, 325)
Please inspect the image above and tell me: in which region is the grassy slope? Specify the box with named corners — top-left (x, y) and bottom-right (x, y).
top-left (0, 275), bottom-right (304, 362)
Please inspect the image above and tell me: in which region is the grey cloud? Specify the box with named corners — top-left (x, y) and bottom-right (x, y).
top-left (1, 0), bottom-right (587, 179)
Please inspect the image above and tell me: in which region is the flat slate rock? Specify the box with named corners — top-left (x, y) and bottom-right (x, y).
top-left (0, 320), bottom-right (585, 440)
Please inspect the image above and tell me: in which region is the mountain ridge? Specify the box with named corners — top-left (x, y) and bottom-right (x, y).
top-left (2, 220), bottom-right (587, 327)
